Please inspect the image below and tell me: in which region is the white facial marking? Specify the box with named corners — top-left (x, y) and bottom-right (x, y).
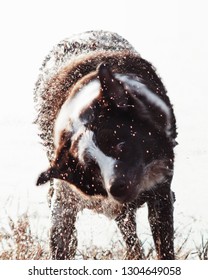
top-left (115, 73), bottom-right (171, 135)
top-left (54, 79), bottom-right (100, 146)
top-left (78, 130), bottom-right (116, 192)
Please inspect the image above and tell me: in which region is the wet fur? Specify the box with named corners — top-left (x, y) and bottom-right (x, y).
top-left (35, 31), bottom-right (177, 260)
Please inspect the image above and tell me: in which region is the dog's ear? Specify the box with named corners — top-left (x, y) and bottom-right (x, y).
top-left (36, 134), bottom-right (72, 186)
top-left (98, 63), bottom-right (129, 109)
top-left (36, 167), bottom-right (54, 186)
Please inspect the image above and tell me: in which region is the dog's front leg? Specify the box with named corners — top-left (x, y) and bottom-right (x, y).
top-left (116, 204), bottom-right (145, 260)
top-left (147, 180), bottom-right (175, 260)
top-left (49, 183), bottom-right (79, 260)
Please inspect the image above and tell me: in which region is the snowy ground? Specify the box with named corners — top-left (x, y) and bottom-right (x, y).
top-left (0, 0), bottom-right (207, 257)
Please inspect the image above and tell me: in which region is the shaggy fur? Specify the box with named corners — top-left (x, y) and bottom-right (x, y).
top-left (35, 31), bottom-right (177, 260)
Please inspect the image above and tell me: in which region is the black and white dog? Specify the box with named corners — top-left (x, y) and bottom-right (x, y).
top-left (35, 31), bottom-right (177, 259)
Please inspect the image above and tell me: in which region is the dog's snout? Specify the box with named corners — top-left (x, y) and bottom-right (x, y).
top-left (110, 182), bottom-right (127, 197)
top-left (109, 180), bottom-right (134, 203)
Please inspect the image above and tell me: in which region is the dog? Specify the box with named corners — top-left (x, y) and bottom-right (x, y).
top-left (35, 30), bottom-right (177, 259)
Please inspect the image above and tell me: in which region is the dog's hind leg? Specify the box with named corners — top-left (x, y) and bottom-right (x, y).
top-left (49, 182), bottom-right (79, 260)
top-left (147, 180), bottom-right (175, 260)
top-left (116, 203), bottom-right (145, 260)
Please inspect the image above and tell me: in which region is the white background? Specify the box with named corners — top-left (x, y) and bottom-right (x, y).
top-left (0, 260), bottom-right (207, 279)
top-left (0, 0), bottom-right (207, 256)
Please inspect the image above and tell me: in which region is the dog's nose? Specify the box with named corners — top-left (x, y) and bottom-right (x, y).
top-left (110, 181), bottom-right (130, 202)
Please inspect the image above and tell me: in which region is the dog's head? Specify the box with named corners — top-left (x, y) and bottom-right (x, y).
top-left (37, 63), bottom-right (174, 203)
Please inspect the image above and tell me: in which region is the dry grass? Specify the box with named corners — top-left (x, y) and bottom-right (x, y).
top-left (0, 214), bottom-right (207, 260)
top-left (0, 214), bottom-right (49, 260)
top-left (192, 235), bottom-right (208, 260)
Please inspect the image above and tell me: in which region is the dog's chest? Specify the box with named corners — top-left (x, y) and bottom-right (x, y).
top-left (51, 181), bottom-right (124, 219)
